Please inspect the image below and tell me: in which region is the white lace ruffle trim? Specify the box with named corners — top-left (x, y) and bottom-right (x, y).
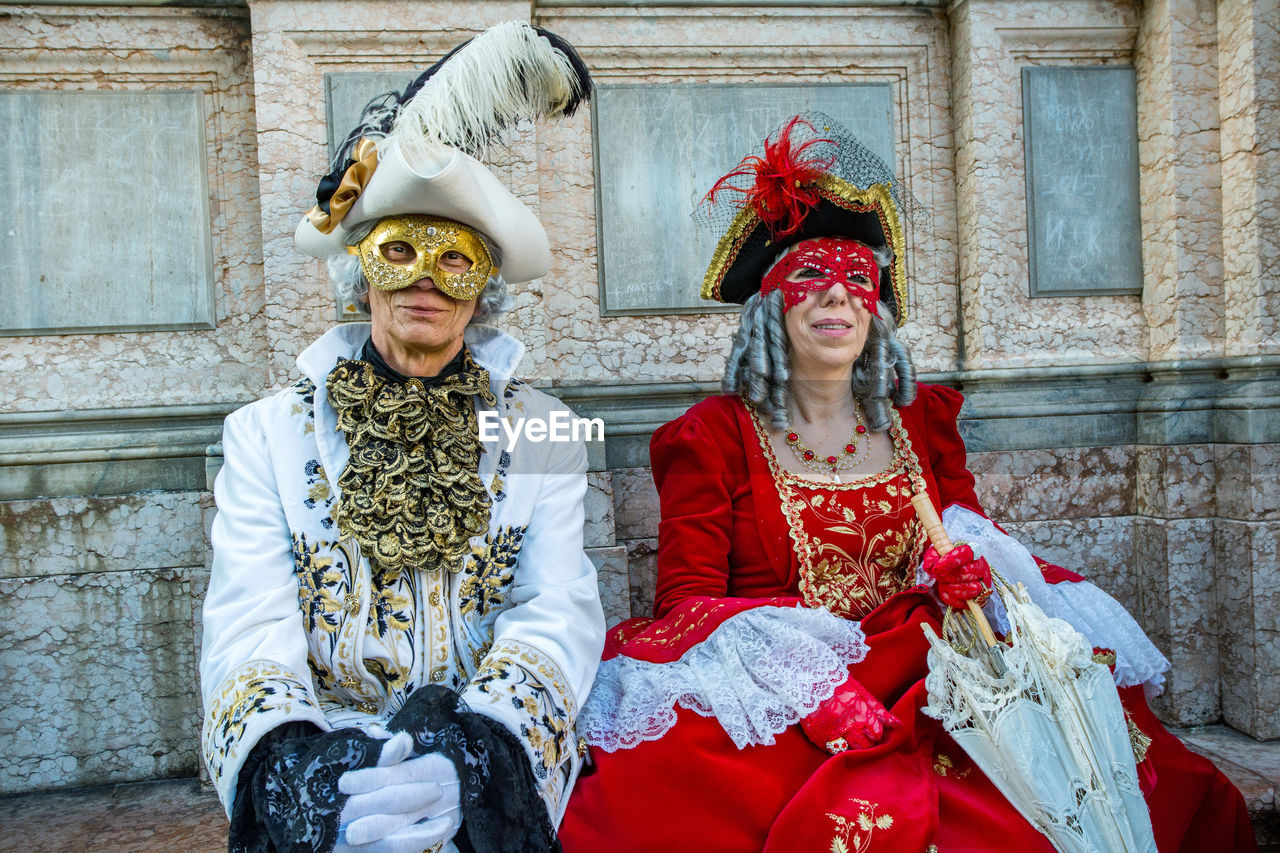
top-left (579, 605), bottom-right (868, 752)
top-left (937, 505), bottom-right (1170, 695)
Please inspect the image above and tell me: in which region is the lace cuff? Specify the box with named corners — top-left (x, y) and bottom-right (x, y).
top-left (202, 659), bottom-right (328, 813)
top-left (580, 604), bottom-right (867, 751)
top-left (939, 506), bottom-right (1169, 694)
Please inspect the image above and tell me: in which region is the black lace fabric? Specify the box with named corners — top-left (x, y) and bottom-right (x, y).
top-left (229, 722), bottom-right (385, 853)
top-left (228, 687), bottom-right (558, 853)
top-left (387, 685), bottom-right (561, 853)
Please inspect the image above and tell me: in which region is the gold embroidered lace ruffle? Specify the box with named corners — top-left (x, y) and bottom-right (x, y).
top-left (325, 350), bottom-right (496, 573)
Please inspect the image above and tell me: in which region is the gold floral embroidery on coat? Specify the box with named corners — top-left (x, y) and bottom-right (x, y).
top-left (201, 660), bottom-right (318, 791)
top-left (291, 378), bottom-right (317, 435)
top-left (325, 349), bottom-right (495, 574)
top-left (472, 640), bottom-right (575, 781)
top-left (827, 801), bottom-right (895, 853)
top-left (459, 526), bottom-right (526, 621)
top-left (293, 533), bottom-right (348, 639)
top-left (361, 559), bottom-right (419, 697)
top-left (291, 534), bottom-right (364, 693)
top-left (302, 460), bottom-right (337, 530)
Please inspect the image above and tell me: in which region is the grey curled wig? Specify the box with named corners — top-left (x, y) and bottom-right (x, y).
top-left (722, 252), bottom-right (917, 430)
top-left (326, 220), bottom-right (514, 324)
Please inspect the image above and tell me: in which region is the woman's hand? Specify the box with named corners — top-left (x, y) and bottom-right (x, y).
top-left (921, 543), bottom-right (992, 609)
top-left (802, 676), bottom-right (899, 753)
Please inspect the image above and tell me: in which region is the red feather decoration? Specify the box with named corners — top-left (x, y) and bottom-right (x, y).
top-left (703, 116), bottom-right (835, 238)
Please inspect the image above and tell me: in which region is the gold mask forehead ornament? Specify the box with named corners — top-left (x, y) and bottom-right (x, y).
top-left (349, 215), bottom-right (495, 300)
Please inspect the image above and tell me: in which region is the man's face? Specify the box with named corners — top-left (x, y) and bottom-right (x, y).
top-left (352, 215), bottom-right (495, 299)
top-left (362, 218), bottom-right (480, 370)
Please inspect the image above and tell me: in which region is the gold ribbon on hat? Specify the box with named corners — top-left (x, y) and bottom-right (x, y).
top-left (305, 138), bottom-right (380, 235)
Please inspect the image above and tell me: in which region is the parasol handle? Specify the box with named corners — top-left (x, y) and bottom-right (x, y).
top-left (910, 492), bottom-right (955, 556)
top-left (910, 492), bottom-right (1001, 652)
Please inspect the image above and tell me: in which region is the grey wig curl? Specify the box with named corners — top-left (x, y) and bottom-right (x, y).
top-left (326, 221), bottom-right (514, 323)
top-left (722, 250), bottom-right (917, 431)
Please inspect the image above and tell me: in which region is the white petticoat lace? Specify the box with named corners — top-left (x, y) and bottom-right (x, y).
top-left (579, 605), bottom-right (867, 751)
top-left (929, 506), bottom-right (1170, 695)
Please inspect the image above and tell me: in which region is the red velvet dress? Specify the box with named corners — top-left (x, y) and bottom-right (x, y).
top-left (560, 386), bottom-right (1255, 853)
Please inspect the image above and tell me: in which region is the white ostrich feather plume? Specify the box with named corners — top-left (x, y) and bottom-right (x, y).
top-left (392, 20), bottom-right (584, 166)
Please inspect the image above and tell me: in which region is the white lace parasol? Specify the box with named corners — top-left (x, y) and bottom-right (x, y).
top-left (914, 499), bottom-right (1158, 853)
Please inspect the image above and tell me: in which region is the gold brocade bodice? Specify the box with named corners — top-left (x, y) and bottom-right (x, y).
top-left (752, 408), bottom-right (929, 620)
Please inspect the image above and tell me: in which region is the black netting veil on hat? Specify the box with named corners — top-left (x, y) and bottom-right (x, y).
top-left (696, 113), bottom-right (916, 325)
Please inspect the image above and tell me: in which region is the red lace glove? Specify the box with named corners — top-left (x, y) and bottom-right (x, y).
top-left (801, 676), bottom-right (900, 754)
top-left (921, 543), bottom-right (992, 609)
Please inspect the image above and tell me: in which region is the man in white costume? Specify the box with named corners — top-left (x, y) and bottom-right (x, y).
top-left (199, 23), bottom-right (604, 853)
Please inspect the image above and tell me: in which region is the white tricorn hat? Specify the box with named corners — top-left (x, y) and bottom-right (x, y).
top-left (293, 21), bottom-right (590, 285)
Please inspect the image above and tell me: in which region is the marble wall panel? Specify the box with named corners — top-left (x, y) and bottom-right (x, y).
top-left (1134, 444), bottom-right (1215, 519)
top-left (625, 538), bottom-right (659, 620)
top-left (949, 0), bottom-right (1148, 370)
top-left (0, 91), bottom-right (215, 335)
top-left (536, 5), bottom-right (959, 379)
top-left (1136, 518), bottom-right (1220, 725)
top-left (1218, 0), bottom-right (1280, 358)
top-left (999, 516), bottom-right (1137, 609)
top-left (0, 493), bottom-right (206, 579)
top-left (587, 545), bottom-right (630, 628)
top-left (584, 471), bottom-right (616, 549)
top-left (1135, 0), bottom-right (1225, 362)
top-left (1216, 519), bottom-right (1280, 739)
top-left (610, 466), bottom-right (660, 542)
top-left (0, 8), bottom-right (268, 413)
top-left (968, 446), bottom-right (1135, 521)
top-left (1021, 66), bottom-right (1143, 297)
top-left (0, 568), bottom-right (200, 793)
top-left (1216, 444), bottom-right (1280, 521)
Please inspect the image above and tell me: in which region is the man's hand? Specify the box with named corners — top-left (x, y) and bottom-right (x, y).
top-left (921, 543), bottom-right (992, 609)
top-left (335, 751), bottom-right (462, 852)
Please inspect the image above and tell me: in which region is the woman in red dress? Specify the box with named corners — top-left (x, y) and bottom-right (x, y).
top-left (559, 115), bottom-right (1255, 853)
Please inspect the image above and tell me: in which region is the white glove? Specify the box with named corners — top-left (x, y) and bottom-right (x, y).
top-left (335, 751), bottom-right (462, 851)
top-left (336, 816), bottom-right (462, 853)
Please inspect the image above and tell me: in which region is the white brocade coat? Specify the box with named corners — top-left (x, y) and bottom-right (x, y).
top-left (199, 323), bottom-right (606, 824)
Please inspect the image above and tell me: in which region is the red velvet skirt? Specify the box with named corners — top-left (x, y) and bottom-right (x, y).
top-left (560, 592), bottom-right (1256, 853)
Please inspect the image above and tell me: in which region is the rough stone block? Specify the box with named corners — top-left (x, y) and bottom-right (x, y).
top-left (1216, 519), bottom-right (1280, 739)
top-left (1147, 518), bottom-right (1220, 726)
top-left (584, 471), bottom-right (616, 549)
top-left (626, 538), bottom-right (659, 620)
top-left (588, 545), bottom-right (630, 628)
top-left (969, 446), bottom-right (1135, 521)
top-left (611, 467), bottom-right (660, 541)
top-left (0, 569), bottom-right (200, 794)
top-left (1216, 444), bottom-right (1280, 521)
top-left (1135, 444), bottom-right (1216, 519)
top-left (0, 493), bottom-right (206, 580)
top-left (1000, 516), bottom-right (1137, 611)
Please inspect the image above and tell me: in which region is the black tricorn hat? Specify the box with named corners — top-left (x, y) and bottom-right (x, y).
top-left (698, 115), bottom-right (908, 325)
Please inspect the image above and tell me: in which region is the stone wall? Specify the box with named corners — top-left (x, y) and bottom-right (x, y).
top-left (0, 0), bottom-right (1276, 795)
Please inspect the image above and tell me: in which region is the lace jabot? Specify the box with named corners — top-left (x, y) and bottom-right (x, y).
top-left (325, 347), bottom-right (496, 574)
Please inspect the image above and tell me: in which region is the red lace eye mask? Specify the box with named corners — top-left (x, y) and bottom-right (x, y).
top-left (760, 237), bottom-right (880, 314)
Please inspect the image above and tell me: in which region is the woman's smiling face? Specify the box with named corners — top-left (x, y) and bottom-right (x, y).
top-left (775, 238), bottom-right (878, 379)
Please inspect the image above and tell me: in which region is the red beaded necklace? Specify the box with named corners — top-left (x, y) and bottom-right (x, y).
top-left (783, 407), bottom-right (870, 482)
